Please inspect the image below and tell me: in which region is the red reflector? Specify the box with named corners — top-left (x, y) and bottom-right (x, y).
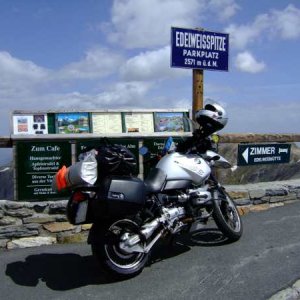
top-left (72, 191), bottom-right (86, 203)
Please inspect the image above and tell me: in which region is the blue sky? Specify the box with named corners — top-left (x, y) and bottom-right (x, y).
top-left (0, 0), bottom-right (300, 163)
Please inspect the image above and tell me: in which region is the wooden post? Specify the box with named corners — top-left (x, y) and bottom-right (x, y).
top-left (192, 69), bottom-right (204, 120)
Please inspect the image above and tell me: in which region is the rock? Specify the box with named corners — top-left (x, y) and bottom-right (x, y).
top-left (250, 204), bottom-right (270, 212)
top-left (0, 239), bottom-right (9, 248)
top-left (24, 202), bottom-right (49, 213)
top-left (54, 214), bottom-right (68, 222)
top-left (285, 186), bottom-right (300, 193)
top-left (48, 201), bottom-right (67, 214)
top-left (268, 287), bottom-right (299, 300)
top-left (4, 201), bottom-right (24, 210)
top-left (270, 202), bottom-right (284, 208)
top-left (249, 189), bottom-right (266, 200)
top-left (7, 236), bottom-right (57, 249)
top-left (234, 198), bottom-right (251, 206)
top-left (81, 224), bottom-right (92, 231)
top-left (253, 197), bottom-right (270, 205)
top-left (227, 191), bottom-right (249, 200)
top-left (0, 216), bottom-right (22, 226)
top-left (5, 208), bottom-right (33, 218)
top-left (292, 279), bottom-right (300, 294)
top-left (269, 196), bottom-right (287, 203)
top-left (0, 210), bottom-right (4, 218)
top-left (0, 225), bottom-right (39, 239)
top-left (43, 222), bottom-right (75, 233)
top-left (25, 223), bottom-right (41, 230)
top-left (23, 214), bottom-right (56, 224)
top-left (283, 194), bottom-right (297, 201)
top-left (57, 232), bottom-right (88, 244)
top-left (266, 188), bottom-right (288, 197)
top-left (237, 206), bottom-right (251, 216)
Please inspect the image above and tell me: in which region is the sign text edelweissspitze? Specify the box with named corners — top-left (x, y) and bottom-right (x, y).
top-left (171, 27), bottom-right (229, 71)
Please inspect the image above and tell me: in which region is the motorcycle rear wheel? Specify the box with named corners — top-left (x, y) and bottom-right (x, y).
top-left (91, 219), bottom-right (149, 278)
top-left (212, 188), bottom-right (243, 242)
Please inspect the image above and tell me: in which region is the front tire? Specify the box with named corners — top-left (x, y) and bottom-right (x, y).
top-left (91, 219), bottom-right (149, 278)
top-left (212, 188), bottom-right (243, 242)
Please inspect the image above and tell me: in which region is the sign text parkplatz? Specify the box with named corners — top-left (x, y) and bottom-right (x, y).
top-left (171, 27), bottom-right (229, 71)
top-left (237, 143), bottom-right (291, 166)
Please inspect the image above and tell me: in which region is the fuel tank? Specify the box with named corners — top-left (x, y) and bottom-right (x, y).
top-left (156, 152), bottom-right (211, 186)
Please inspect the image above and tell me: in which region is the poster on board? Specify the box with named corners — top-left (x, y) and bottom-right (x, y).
top-left (154, 112), bottom-right (186, 132)
top-left (123, 112), bottom-right (154, 133)
top-left (92, 112), bottom-right (123, 134)
top-left (56, 112), bottom-right (90, 134)
top-left (13, 114), bottom-right (48, 135)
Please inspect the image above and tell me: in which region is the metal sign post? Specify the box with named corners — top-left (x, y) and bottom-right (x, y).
top-left (192, 69), bottom-right (204, 119)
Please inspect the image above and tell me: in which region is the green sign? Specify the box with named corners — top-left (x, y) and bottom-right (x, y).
top-left (143, 137), bottom-right (183, 177)
top-left (76, 138), bottom-right (139, 175)
top-left (16, 141), bottom-right (72, 200)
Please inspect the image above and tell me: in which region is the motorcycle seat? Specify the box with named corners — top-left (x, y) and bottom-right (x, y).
top-left (144, 168), bottom-right (167, 193)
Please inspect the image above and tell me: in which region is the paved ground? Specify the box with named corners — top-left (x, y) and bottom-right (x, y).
top-left (1, 202), bottom-right (300, 300)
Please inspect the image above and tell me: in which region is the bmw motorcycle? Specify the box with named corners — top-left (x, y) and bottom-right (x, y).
top-left (66, 104), bottom-right (243, 278)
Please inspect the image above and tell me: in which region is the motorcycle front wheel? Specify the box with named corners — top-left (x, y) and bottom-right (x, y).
top-left (212, 188), bottom-right (243, 242)
top-left (91, 219), bottom-right (149, 278)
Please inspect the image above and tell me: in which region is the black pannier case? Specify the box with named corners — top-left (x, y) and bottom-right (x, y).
top-left (92, 176), bottom-right (146, 218)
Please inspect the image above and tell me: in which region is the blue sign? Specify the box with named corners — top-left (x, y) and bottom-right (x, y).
top-left (171, 27), bottom-right (229, 71)
top-left (237, 143), bottom-right (291, 166)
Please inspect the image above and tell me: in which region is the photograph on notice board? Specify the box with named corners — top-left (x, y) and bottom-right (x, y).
top-left (13, 114), bottom-right (48, 134)
top-left (56, 113), bottom-right (90, 134)
top-left (154, 112), bottom-right (186, 132)
top-left (124, 112), bottom-right (154, 133)
top-left (16, 116), bottom-right (29, 133)
top-left (32, 114), bottom-right (48, 134)
top-left (92, 112), bottom-right (122, 134)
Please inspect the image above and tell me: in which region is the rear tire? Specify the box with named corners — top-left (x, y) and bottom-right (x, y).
top-left (91, 219), bottom-right (149, 278)
top-left (212, 188), bottom-right (243, 242)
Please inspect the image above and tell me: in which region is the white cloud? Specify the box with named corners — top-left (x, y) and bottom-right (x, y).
top-left (226, 4), bottom-right (300, 49)
top-left (0, 51), bottom-right (48, 80)
top-left (0, 51), bottom-right (50, 105)
top-left (120, 46), bottom-right (189, 81)
top-left (271, 4), bottom-right (300, 39)
top-left (235, 51), bottom-right (266, 73)
top-left (58, 47), bottom-right (124, 80)
top-left (225, 23), bottom-right (262, 50)
top-left (208, 0), bottom-right (240, 21)
top-left (54, 81), bottom-right (153, 109)
top-left (103, 0), bottom-right (239, 49)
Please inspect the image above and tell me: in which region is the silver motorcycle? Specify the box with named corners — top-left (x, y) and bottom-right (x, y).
top-left (66, 103), bottom-right (243, 278)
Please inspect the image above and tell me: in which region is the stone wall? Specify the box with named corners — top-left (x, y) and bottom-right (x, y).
top-left (0, 200), bottom-right (91, 249)
top-left (225, 179), bottom-right (300, 215)
top-left (1, 179), bottom-right (300, 250)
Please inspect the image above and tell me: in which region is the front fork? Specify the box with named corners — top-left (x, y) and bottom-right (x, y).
top-left (208, 173), bottom-right (226, 205)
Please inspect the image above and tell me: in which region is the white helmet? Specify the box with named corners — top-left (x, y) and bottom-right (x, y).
top-left (195, 103), bottom-right (228, 136)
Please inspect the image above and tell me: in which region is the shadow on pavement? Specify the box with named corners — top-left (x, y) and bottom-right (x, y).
top-left (187, 228), bottom-right (230, 247)
top-left (149, 226), bottom-right (229, 264)
top-left (5, 253), bottom-right (115, 290)
top-left (5, 227), bottom-right (228, 290)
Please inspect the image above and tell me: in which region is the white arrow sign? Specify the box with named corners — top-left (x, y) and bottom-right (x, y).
top-left (242, 147), bottom-right (249, 163)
